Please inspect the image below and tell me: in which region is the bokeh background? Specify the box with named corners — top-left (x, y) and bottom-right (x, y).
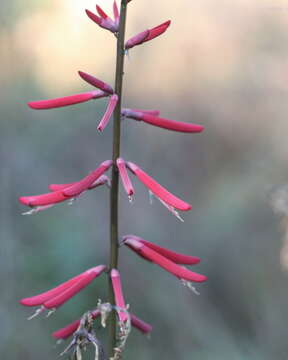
top-left (2, 0), bottom-right (288, 359)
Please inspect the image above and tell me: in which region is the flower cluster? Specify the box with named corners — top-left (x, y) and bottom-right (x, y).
top-left (19, 1), bottom-right (207, 358)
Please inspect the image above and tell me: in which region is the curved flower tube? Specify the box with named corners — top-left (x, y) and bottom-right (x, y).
top-left (48, 175), bottom-right (110, 192)
top-left (19, 160), bottom-right (112, 207)
top-left (122, 109), bottom-right (204, 133)
top-left (127, 161), bottom-right (192, 211)
top-left (28, 90), bottom-right (108, 110)
top-left (20, 265), bottom-right (106, 310)
top-left (78, 71), bottom-right (114, 95)
top-left (125, 20), bottom-right (171, 50)
top-left (123, 235), bottom-right (200, 265)
top-left (111, 269), bottom-right (129, 323)
top-left (124, 237), bottom-right (207, 283)
top-left (97, 94), bottom-right (118, 132)
top-left (116, 158), bottom-right (134, 198)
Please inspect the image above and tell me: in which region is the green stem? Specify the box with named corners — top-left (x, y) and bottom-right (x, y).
top-left (108, 1), bottom-right (128, 357)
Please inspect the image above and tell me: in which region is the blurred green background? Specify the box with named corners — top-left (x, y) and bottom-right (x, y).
top-left (2, 0), bottom-right (288, 359)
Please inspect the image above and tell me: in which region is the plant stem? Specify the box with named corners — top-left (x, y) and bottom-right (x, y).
top-left (108, 0), bottom-right (128, 357)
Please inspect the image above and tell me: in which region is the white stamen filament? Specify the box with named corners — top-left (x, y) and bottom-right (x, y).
top-left (22, 204), bottom-right (54, 215)
top-left (27, 306), bottom-right (45, 320)
top-left (181, 279), bottom-right (200, 295)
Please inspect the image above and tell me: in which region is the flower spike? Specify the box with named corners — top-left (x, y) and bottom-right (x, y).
top-left (116, 158), bottom-right (134, 200)
top-left (124, 237), bottom-right (207, 283)
top-left (78, 71), bottom-right (114, 95)
top-left (28, 90), bottom-right (108, 110)
top-left (19, 160), bottom-right (112, 208)
top-left (20, 265), bottom-right (106, 310)
top-left (122, 109), bottom-right (204, 133)
top-left (125, 20), bottom-right (171, 50)
top-left (111, 269), bottom-right (129, 323)
top-left (52, 310), bottom-right (152, 340)
top-left (97, 94), bottom-right (118, 132)
top-left (127, 162), bottom-right (192, 211)
top-left (124, 235), bottom-right (200, 265)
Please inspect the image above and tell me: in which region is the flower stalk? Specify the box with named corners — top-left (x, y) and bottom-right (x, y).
top-left (19, 1), bottom-right (207, 358)
top-left (108, 0), bottom-right (128, 356)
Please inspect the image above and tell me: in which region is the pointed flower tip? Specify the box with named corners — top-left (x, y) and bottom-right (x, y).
top-left (113, 0), bottom-right (120, 21)
top-left (85, 8), bottom-right (101, 24)
top-left (96, 4), bottom-right (108, 19)
top-left (18, 196), bottom-right (31, 206)
top-left (86, 264), bottom-right (106, 275)
top-left (125, 20), bottom-right (171, 50)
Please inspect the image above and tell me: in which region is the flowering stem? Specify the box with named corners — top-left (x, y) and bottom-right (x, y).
top-left (108, 0), bottom-right (128, 356)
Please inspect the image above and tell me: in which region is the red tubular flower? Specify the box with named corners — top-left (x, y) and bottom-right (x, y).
top-left (143, 20), bottom-right (171, 42)
top-left (116, 158), bottom-right (134, 199)
top-left (52, 310), bottom-right (152, 340)
top-left (113, 0), bottom-right (120, 27)
top-left (48, 175), bottom-right (110, 192)
top-left (124, 235), bottom-right (200, 265)
top-left (20, 265), bottom-right (106, 310)
top-left (19, 160), bottom-right (112, 208)
top-left (125, 20), bottom-right (171, 50)
top-left (85, 4), bottom-right (119, 34)
top-left (52, 310), bottom-right (101, 340)
top-left (96, 4), bottom-right (109, 19)
top-left (122, 109), bottom-right (204, 133)
top-left (126, 161), bottom-right (192, 211)
top-left (97, 94), bottom-right (118, 132)
top-left (111, 269), bottom-right (129, 323)
top-left (125, 30), bottom-right (149, 50)
top-left (123, 237), bottom-right (207, 283)
top-left (28, 90), bottom-right (108, 110)
top-left (78, 71), bottom-right (114, 95)
top-left (129, 314), bottom-right (152, 334)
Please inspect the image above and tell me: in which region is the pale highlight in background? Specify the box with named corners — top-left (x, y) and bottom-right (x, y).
top-left (7, 0), bottom-right (288, 93)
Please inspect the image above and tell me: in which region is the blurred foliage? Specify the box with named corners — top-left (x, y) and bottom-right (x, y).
top-left (2, 0), bottom-right (288, 359)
